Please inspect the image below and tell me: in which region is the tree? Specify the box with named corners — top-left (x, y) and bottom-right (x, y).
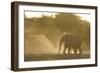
top-left (54, 13), bottom-right (81, 33)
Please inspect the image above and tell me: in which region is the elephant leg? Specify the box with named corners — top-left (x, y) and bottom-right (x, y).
top-left (77, 49), bottom-right (79, 55)
top-left (68, 47), bottom-right (71, 54)
top-left (77, 45), bottom-right (81, 55)
top-left (73, 48), bottom-right (77, 54)
top-left (75, 48), bottom-right (81, 55)
top-left (63, 47), bottom-right (66, 54)
top-left (79, 48), bottom-right (82, 55)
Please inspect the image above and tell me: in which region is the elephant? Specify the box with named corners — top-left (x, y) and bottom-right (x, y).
top-left (59, 33), bottom-right (82, 55)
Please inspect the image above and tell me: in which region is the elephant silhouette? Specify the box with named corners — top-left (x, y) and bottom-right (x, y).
top-left (59, 33), bottom-right (82, 55)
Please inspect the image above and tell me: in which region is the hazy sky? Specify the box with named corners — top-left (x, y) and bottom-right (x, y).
top-left (25, 11), bottom-right (91, 22)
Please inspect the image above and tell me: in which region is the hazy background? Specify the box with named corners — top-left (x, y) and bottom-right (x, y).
top-left (24, 12), bottom-right (90, 61)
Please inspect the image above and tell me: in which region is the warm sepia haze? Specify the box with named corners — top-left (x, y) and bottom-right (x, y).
top-left (25, 11), bottom-right (91, 22)
top-left (24, 11), bottom-right (90, 61)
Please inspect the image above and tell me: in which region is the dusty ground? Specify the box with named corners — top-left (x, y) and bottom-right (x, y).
top-left (24, 53), bottom-right (90, 61)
